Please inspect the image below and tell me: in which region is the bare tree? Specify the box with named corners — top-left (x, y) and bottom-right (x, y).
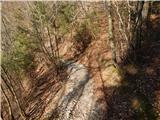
top-left (105, 1), bottom-right (145, 64)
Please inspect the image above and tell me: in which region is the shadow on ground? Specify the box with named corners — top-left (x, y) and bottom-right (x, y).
top-left (102, 15), bottom-right (160, 120)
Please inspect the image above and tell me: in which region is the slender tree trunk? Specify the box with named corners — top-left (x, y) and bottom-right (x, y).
top-left (2, 17), bottom-right (13, 44)
top-left (1, 86), bottom-right (14, 120)
top-left (47, 25), bottom-right (54, 58)
top-left (107, 1), bottom-right (117, 64)
top-left (135, 1), bottom-right (144, 49)
top-left (1, 67), bottom-right (26, 120)
top-left (146, 2), bottom-right (152, 43)
top-left (113, 0), bottom-right (129, 44)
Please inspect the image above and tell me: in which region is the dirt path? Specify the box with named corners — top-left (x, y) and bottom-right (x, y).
top-left (25, 60), bottom-right (108, 120)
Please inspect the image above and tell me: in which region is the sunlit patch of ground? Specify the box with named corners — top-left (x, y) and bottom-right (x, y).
top-left (102, 65), bottom-right (123, 87)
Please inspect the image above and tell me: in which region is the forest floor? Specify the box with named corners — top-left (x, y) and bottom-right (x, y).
top-left (106, 38), bottom-right (160, 120)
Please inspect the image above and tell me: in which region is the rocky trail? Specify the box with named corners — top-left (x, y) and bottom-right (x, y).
top-left (25, 60), bottom-right (107, 120)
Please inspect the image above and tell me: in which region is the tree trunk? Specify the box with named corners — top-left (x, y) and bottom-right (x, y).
top-left (1, 67), bottom-right (26, 120)
top-left (1, 85), bottom-right (14, 120)
top-left (107, 1), bottom-right (117, 64)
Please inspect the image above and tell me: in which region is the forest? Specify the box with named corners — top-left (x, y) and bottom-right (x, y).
top-left (1, 1), bottom-right (160, 120)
